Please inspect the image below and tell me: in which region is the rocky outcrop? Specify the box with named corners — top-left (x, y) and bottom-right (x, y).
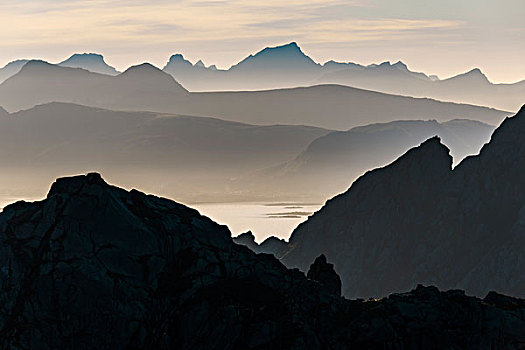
top-left (1, 173), bottom-right (525, 348)
top-left (233, 231), bottom-right (288, 257)
top-left (281, 105), bottom-right (525, 299)
top-left (307, 255), bottom-right (342, 296)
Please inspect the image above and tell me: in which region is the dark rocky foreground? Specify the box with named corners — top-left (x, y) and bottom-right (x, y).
top-left (258, 105), bottom-right (525, 300)
top-left (0, 173), bottom-right (524, 348)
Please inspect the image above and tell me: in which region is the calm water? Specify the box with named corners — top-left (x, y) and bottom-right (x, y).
top-left (1, 195), bottom-right (321, 243)
top-left (190, 202), bottom-right (323, 242)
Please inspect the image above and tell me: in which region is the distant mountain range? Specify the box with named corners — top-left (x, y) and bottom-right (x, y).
top-left (245, 105), bottom-right (525, 300)
top-left (0, 61), bottom-right (508, 130)
top-left (0, 102), bottom-right (329, 204)
top-left (235, 119), bottom-right (496, 201)
top-left (0, 60), bottom-right (187, 112)
top-left (1, 43), bottom-right (523, 110)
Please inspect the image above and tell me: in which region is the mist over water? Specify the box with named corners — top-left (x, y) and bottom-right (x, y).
top-left (188, 202), bottom-right (323, 242)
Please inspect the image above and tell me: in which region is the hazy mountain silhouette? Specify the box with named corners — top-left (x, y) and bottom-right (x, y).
top-left (162, 41), bottom-right (524, 111)
top-left (0, 62), bottom-right (508, 129)
top-left (0, 60), bottom-right (188, 112)
top-left (269, 105), bottom-right (525, 300)
top-left (236, 119), bottom-right (495, 201)
top-left (0, 59), bottom-right (29, 83)
top-left (59, 53), bottom-right (119, 75)
top-left (179, 85), bottom-right (508, 130)
top-left (317, 65), bottom-right (525, 111)
top-left (0, 102), bottom-right (330, 203)
top-left (2, 43), bottom-right (523, 110)
top-left (1, 172), bottom-right (525, 348)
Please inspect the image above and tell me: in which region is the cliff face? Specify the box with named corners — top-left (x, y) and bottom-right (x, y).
top-left (282, 105), bottom-right (525, 299)
top-left (0, 173), bottom-right (525, 349)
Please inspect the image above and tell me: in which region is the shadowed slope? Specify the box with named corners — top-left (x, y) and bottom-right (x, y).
top-left (0, 173), bottom-right (525, 348)
top-left (280, 105), bottom-right (525, 299)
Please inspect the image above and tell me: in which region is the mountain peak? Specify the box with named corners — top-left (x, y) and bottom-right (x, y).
top-left (230, 41), bottom-right (319, 71)
top-left (121, 62), bottom-right (163, 75)
top-left (167, 53), bottom-right (192, 65)
top-left (447, 68), bottom-right (490, 83)
top-left (59, 53), bottom-right (119, 75)
top-left (119, 63), bottom-right (188, 93)
top-left (48, 172), bottom-right (106, 198)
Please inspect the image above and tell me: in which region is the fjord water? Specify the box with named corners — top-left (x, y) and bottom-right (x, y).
top-left (190, 202), bottom-right (322, 242)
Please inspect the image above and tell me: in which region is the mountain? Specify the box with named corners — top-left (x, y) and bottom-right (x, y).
top-left (163, 42), bottom-right (321, 91)
top-left (0, 173), bottom-right (524, 348)
top-left (0, 102), bottom-right (330, 203)
top-left (317, 65), bottom-right (525, 111)
top-left (180, 85), bottom-right (508, 130)
top-left (275, 105), bottom-right (525, 299)
top-left (230, 42), bottom-right (319, 72)
top-left (236, 119), bottom-right (496, 201)
top-left (59, 53), bottom-right (119, 75)
top-left (0, 61), bottom-right (188, 112)
top-left (0, 59), bottom-right (29, 83)
top-left (164, 41), bottom-right (523, 112)
top-left (0, 63), bottom-right (508, 129)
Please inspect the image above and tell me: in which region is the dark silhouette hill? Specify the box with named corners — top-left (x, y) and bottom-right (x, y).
top-left (0, 173), bottom-right (524, 348)
top-left (0, 102), bottom-right (329, 203)
top-left (237, 119), bottom-right (495, 200)
top-left (59, 53), bottom-right (120, 75)
top-left (275, 105), bottom-right (525, 299)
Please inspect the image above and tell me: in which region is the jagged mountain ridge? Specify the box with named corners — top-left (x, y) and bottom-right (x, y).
top-left (276, 104), bottom-right (525, 299)
top-left (161, 42), bottom-right (525, 110)
top-left (0, 173), bottom-right (524, 348)
top-left (0, 63), bottom-right (508, 130)
top-left (233, 119), bottom-right (495, 201)
top-left (2, 42), bottom-right (522, 110)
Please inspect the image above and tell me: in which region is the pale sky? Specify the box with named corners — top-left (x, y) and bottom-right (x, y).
top-left (0, 0), bottom-right (523, 82)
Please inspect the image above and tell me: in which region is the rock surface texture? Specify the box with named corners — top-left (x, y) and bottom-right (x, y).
top-left (0, 173), bottom-right (524, 348)
top-left (280, 105), bottom-right (525, 299)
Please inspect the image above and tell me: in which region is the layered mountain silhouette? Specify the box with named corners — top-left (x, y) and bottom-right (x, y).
top-left (261, 105), bottom-right (525, 299)
top-left (160, 42), bottom-right (524, 111)
top-left (236, 119), bottom-right (495, 201)
top-left (0, 102), bottom-right (329, 203)
top-left (0, 103), bottom-right (503, 205)
top-left (0, 59), bottom-right (29, 84)
top-left (0, 172), bottom-right (524, 348)
top-left (0, 61), bottom-right (188, 112)
top-left (0, 61), bottom-right (508, 129)
top-left (1, 43), bottom-right (523, 110)
top-left (58, 53), bottom-right (120, 75)
top-left (317, 65), bottom-right (525, 111)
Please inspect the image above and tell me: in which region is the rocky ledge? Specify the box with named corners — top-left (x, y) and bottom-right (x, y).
top-left (0, 173), bottom-right (524, 349)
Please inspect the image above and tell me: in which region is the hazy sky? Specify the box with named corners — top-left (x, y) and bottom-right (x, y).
top-left (0, 0), bottom-right (523, 82)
